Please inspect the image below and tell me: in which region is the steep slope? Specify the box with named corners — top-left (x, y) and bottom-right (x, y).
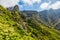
top-left (0, 5), bottom-right (60, 40)
top-left (0, 5), bottom-right (35, 40)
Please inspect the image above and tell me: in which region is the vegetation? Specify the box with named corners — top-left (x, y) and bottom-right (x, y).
top-left (0, 5), bottom-right (60, 40)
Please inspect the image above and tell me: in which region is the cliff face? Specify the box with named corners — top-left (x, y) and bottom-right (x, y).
top-left (0, 5), bottom-right (60, 40)
top-left (13, 5), bottom-right (19, 11)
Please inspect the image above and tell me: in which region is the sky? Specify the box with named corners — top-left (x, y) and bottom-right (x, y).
top-left (0, 0), bottom-right (60, 11)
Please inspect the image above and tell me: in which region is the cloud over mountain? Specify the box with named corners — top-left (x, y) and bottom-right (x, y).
top-left (40, 2), bottom-right (50, 9)
top-left (0, 0), bottom-right (19, 7)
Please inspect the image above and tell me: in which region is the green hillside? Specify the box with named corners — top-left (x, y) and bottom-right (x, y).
top-left (0, 5), bottom-right (60, 40)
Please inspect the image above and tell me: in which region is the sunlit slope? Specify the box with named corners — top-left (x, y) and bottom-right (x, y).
top-left (0, 5), bottom-right (35, 40)
top-left (0, 5), bottom-right (60, 40)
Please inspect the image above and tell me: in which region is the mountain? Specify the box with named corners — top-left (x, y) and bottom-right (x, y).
top-left (0, 5), bottom-right (60, 40)
top-left (21, 10), bottom-right (38, 18)
top-left (21, 9), bottom-right (60, 30)
top-left (39, 9), bottom-right (60, 30)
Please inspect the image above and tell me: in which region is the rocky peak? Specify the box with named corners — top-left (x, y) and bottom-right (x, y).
top-left (13, 5), bottom-right (19, 11)
top-left (7, 5), bottom-right (19, 11)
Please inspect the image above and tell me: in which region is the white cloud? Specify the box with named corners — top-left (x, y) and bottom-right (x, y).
top-left (40, 3), bottom-right (50, 9)
top-left (49, 1), bottom-right (60, 9)
top-left (40, 1), bottom-right (60, 10)
top-left (32, 0), bottom-right (41, 3)
top-left (0, 0), bottom-right (19, 7)
top-left (22, 0), bottom-right (41, 6)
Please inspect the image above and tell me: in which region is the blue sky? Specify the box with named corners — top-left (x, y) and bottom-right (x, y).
top-left (18, 0), bottom-right (60, 11)
top-left (0, 0), bottom-right (60, 11)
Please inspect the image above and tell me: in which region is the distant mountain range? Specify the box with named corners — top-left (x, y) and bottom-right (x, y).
top-left (39, 9), bottom-right (60, 30)
top-left (21, 9), bottom-right (60, 30)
